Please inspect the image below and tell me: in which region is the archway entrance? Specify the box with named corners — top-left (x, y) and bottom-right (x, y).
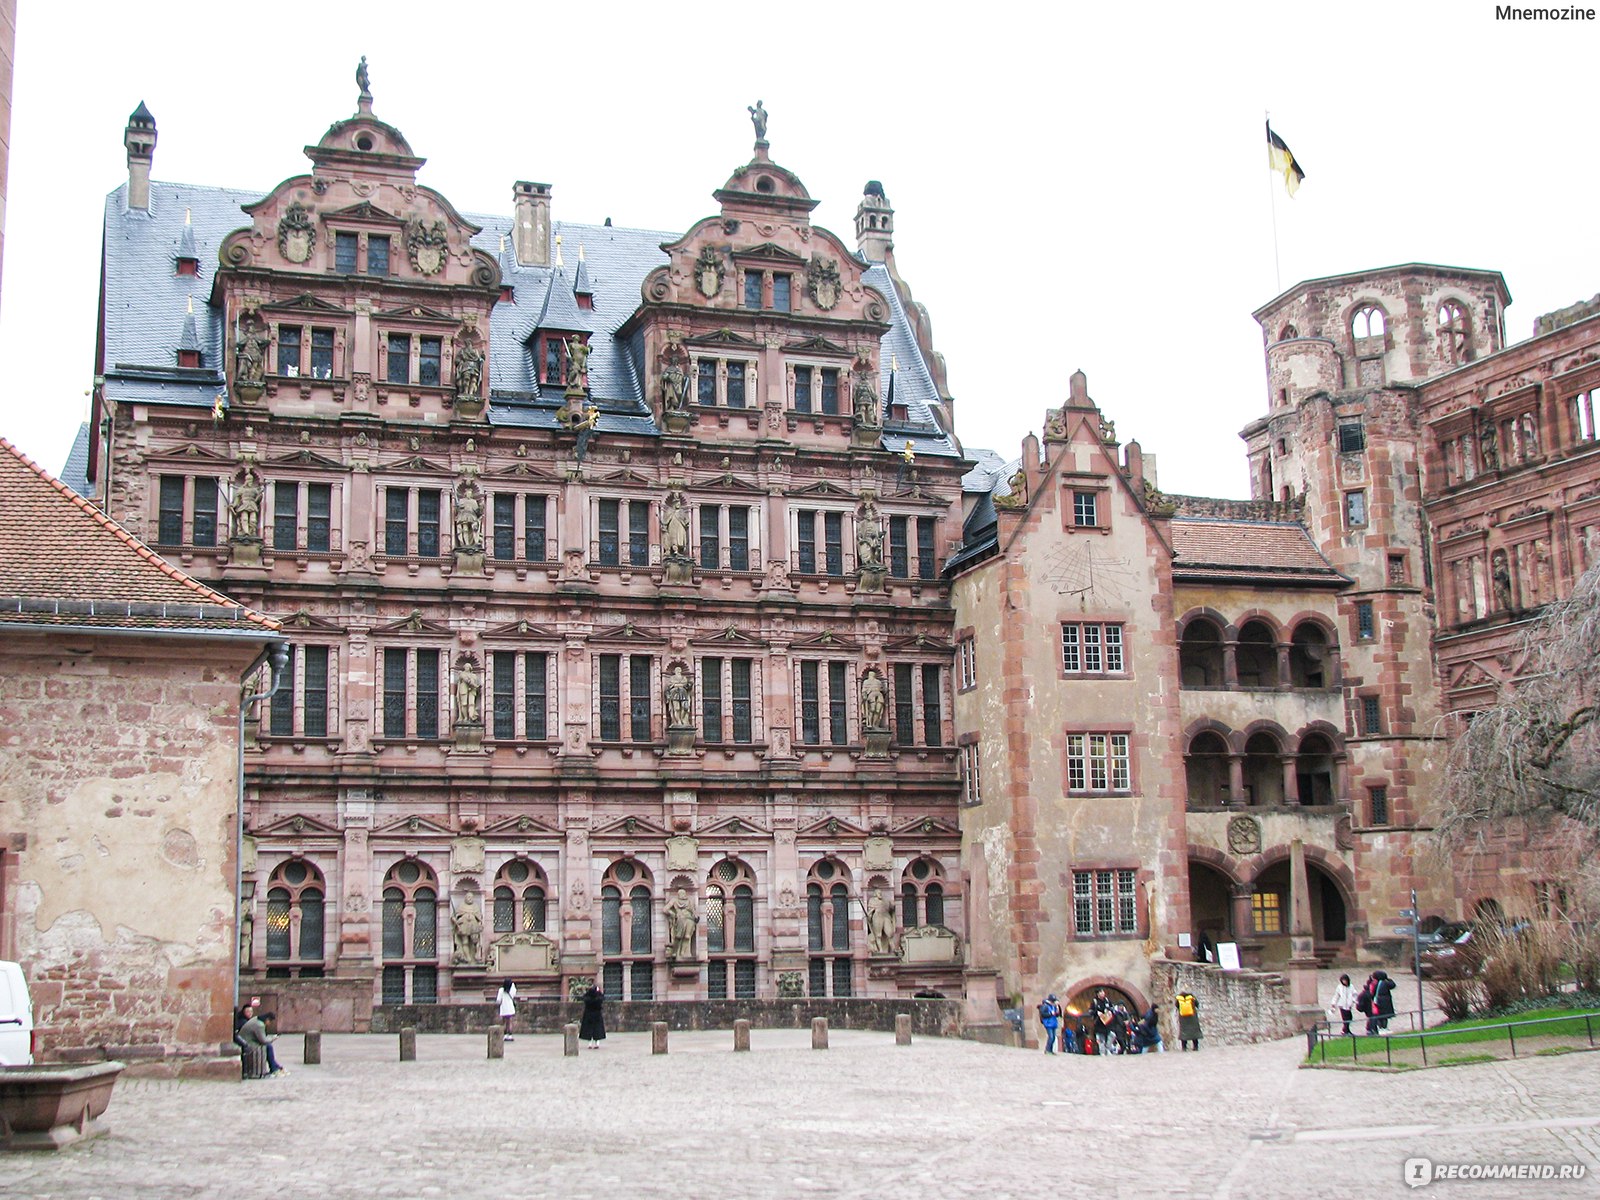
top-left (1188, 859), bottom-right (1234, 951)
top-left (1252, 858), bottom-right (1350, 962)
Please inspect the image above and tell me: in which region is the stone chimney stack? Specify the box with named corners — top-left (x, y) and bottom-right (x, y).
top-left (512, 181), bottom-right (551, 267)
top-left (124, 101), bottom-right (157, 213)
top-left (854, 180), bottom-right (894, 264)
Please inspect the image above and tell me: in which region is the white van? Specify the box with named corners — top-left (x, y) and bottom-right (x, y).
top-left (0, 960), bottom-right (35, 1065)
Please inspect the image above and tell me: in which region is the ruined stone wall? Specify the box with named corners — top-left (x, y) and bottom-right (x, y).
top-left (1150, 958), bottom-right (1304, 1046)
top-left (0, 631), bottom-right (255, 1061)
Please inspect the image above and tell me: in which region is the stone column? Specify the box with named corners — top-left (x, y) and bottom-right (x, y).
top-left (336, 795), bottom-right (375, 974)
top-left (1226, 756), bottom-right (1245, 807)
top-left (1230, 884), bottom-right (1254, 943)
top-left (1282, 757), bottom-right (1300, 806)
top-left (1222, 641), bottom-right (1239, 689)
top-left (1285, 839), bottom-right (1321, 1009)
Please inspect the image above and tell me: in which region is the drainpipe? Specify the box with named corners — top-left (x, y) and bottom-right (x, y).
top-left (234, 641), bottom-right (290, 1018)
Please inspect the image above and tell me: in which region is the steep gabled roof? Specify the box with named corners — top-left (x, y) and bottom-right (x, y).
top-left (0, 437), bottom-right (280, 636)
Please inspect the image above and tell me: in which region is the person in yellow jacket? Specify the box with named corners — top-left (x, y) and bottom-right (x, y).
top-left (1174, 989), bottom-right (1202, 1051)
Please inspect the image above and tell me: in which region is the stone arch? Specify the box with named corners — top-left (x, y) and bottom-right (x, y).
top-left (1232, 608), bottom-right (1286, 642)
top-left (1234, 616), bottom-right (1280, 688)
top-left (1061, 975), bottom-right (1150, 1017)
top-left (1178, 611), bottom-right (1228, 688)
top-left (1176, 606), bottom-right (1232, 639)
top-left (1246, 842), bottom-right (1358, 900)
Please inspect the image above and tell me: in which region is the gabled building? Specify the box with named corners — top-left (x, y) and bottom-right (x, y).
top-left (77, 76), bottom-right (972, 1027)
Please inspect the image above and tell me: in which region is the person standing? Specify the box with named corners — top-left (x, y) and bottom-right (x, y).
top-left (1090, 989), bottom-right (1116, 1055)
top-left (1329, 974), bottom-right (1357, 1036)
top-left (1174, 988), bottom-right (1202, 1051)
top-left (579, 978), bottom-right (607, 1049)
top-left (1369, 970), bottom-right (1396, 1035)
top-left (1132, 1004), bottom-right (1165, 1053)
top-left (1036, 994), bottom-right (1063, 1054)
top-left (496, 979), bottom-right (518, 1042)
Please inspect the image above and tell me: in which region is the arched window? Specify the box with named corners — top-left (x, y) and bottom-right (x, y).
top-left (1243, 731), bottom-right (1285, 806)
top-left (1437, 301), bottom-right (1470, 365)
top-left (1288, 623), bottom-right (1334, 689)
top-left (380, 859), bottom-right (440, 1005)
top-left (706, 858), bottom-right (758, 999)
top-left (1235, 620), bottom-right (1279, 688)
top-left (600, 859), bottom-right (655, 1000)
top-left (805, 859), bottom-right (853, 997)
top-left (901, 857), bottom-right (947, 928)
top-left (263, 858), bottom-right (326, 978)
top-left (1179, 619), bottom-right (1225, 688)
top-left (1184, 731), bottom-right (1231, 807)
top-left (1278, 324), bottom-right (1299, 341)
top-left (492, 858), bottom-right (548, 934)
top-left (1352, 305), bottom-right (1386, 342)
top-left (1295, 733), bottom-right (1337, 805)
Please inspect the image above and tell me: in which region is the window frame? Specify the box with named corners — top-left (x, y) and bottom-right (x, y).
top-left (1061, 621), bottom-right (1126, 676)
top-left (1065, 731), bottom-right (1134, 795)
top-left (1070, 867), bottom-right (1140, 938)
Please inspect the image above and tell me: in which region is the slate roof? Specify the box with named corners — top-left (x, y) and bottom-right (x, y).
top-left (100, 181), bottom-right (961, 458)
top-left (0, 436), bottom-right (280, 636)
top-left (1169, 518), bottom-right (1349, 587)
top-left (59, 422), bottom-right (93, 498)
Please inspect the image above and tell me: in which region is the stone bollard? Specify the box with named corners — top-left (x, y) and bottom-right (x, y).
top-left (896, 1014), bottom-right (912, 1046)
top-left (733, 1019), bottom-right (751, 1052)
top-left (811, 1017), bottom-right (829, 1050)
top-left (563, 1022), bottom-right (580, 1057)
top-left (399, 1027), bottom-right (416, 1062)
top-left (303, 1030), bottom-right (322, 1065)
top-left (652, 1021), bottom-right (669, 1055)
top-left (488, 1028), bottom-right (505, 1059)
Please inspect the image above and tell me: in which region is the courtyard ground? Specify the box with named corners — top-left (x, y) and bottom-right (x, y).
top-left (6, 1027), bottom-right (1597, 1199)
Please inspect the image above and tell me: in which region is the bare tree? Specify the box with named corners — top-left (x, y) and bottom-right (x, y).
top-left (1436, 552), bottom-right (1600, 846)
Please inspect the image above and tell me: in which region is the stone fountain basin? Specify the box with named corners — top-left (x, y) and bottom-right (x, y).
top-left (0, 1061), bottom-right (124, 1150)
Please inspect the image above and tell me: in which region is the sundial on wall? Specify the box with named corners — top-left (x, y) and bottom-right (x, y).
top-left (1037, 542), bottom-right (1137, 603)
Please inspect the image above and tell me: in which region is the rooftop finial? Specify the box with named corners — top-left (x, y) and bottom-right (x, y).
top-left (356, 56), bottom-right (373, 113)
top-left (578, 243), bottom-right (586, 263)
top-left (748, 100), bottom-right (769, 145)
top-left (185, 207), bottom-right (192, 226)
top-left (186, 295), bottom-right (194, 315)
top-left (554, 233), bottom-right (564, 268)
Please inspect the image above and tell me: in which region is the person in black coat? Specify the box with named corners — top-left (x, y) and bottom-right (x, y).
top-left (579, 979), bottom-right (607, 1048)
top-left (1368, 970), bottom-right (1396, 1035)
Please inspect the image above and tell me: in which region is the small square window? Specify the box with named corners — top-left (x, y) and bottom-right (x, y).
top-left (367, 235), bottom-right (390, 276)
top-left (1361, 695), bottom-right (1382, 736)
top-left (1368, 786), bottom-right (1389, 826)
top-left (1338, 423), bottom-right (1366, 454)
top-left (1387, 554), bottom-right (1406, 585)
top-left (1345, 490), bottom-right (1367, 528)
top-left (1356, 600), bottom-right (1375, 640)
top-left (1073, 491), bottom-right (1098, 528)
top-left (335, 232), bottom-right (359, 274)
top-left (773, 275), bottom-right (791, 312)
top-left (743, 273), bottom-right (762, 310)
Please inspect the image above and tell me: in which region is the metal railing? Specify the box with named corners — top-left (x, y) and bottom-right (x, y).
top-left (1307, 1008), bottom-right (1600, 1066)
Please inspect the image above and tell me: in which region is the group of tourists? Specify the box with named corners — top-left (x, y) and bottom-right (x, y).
top-left (1035, 988), bottom-right (1203, 1055)
top-left (1328, 970), bottom-right (1396, 1035)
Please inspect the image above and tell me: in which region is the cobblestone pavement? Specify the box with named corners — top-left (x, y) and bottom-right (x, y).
top-left (7, 1030), bottom-right (1598, 1199)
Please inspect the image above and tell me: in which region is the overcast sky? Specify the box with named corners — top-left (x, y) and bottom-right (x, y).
top-left (1, 1), bottom-right (1595, 498)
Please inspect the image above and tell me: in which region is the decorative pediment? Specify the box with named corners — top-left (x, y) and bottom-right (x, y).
top-left (264, 448), bottom-right (346, 471)
top-left (483, 618), bottom-right (563, 641)
top-left (697, 814), bottom-right (768, 837)
top-left (732, 241), bottom-right (807, 265)
top-left (266, 293), bottom-right (349, 315)
top-left (327, 201), bottom-right (404, 225)
top-left (799, 814), bottom-right (866, 838)
top-left (373, 304), bottom-right (457, 324)
top-left (254, 812), bottom-right (339, 836)
top-left (593, 468), bottom-right (654, 487)
top-left (694, 471), bottom-right (765, 495)
top-left (884, 633), bottom-right (956, 656)
top-left (1450, 660), bottom-right (1504, 690)
top-left (373, 609), bottom-right (454, 637)
top-left (382, 455), bottom-right (451, 475)
top-left (278, 610), bottom-right (347, 634)
top-left (786, 480), bottom-right (857, 499)
top-left (482, 461), bottom-right (560, 483)
top-left (145, 443), bottom-right (239, 468)
top-left (790, 629), bottom-right (863, 653)
top-left (375, 814), bottom-right (454, 836)
top-left (593, 813), bottom-right (671, 838)
top-left (892, 814), bottom-right (959, 837)
top-left (1493, 376), bottom-right (1536, 397)
top-left (689, 624), bottom-right (770, 649)
top-left (783, 335), bottom-right (850, 356)
top-left (588, 620), bottom-right (668, 646)
top-left (480, 812), bottom-right (558, 837)
top-left (688, 328), bottom-right (761, 348)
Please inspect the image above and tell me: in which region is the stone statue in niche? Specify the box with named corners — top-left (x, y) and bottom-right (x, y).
top-left (855, 497), bottom-right (885, 569)
top-left (1478, 416), bottom-right (1500, 471)
top-left (859, 668), bottom-right (889, 732)
top-left (455, 656), bottom-right (483, 726)
top-left (664, 662), bottom-right (694, 729)
top-left (866, 888), bottom-right (896, 956)
top-left (454, 479), bottom-right (484, 551)
top-left (230, 467), bottom-right (263, 540)
top-left (1492, 549), bottom-right (1513, 612)
top-left (451, 894), bottom-right (484, 964)
top-left (278, 202), bottom-right (316, 264)
top-left (661, 489), bottom-right (690, 560)
top-left (748, 99), bottom-right (769, 141)
top-left (661, 362), bottom-right (689, 412)
top-left (694, 247), bottom-right (724, 299)
top-left (239, 898), bottom-right (254, 963)
top-left (454, 338), bottom-right (483, 402)
top-left (235, 323), bottom-right (266, 387)
top-left (853, 366), bottom-right (882, 430)
top-left (664, 888), bottom-right (699, 960)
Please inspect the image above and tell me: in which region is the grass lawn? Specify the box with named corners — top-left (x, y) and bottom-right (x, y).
top-left (1308, 1006), bottom-right (1600, 1064)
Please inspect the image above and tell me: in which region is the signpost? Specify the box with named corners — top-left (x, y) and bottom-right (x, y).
top-left (1401, 891), bottom-right (1424, 1024)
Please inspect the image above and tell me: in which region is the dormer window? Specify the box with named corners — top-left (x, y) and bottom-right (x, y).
top-left (540, 335), bottom-right (572, 387)
top-left (335, 232), bottom-right (359, 274)
top-left (178, 349), bottom-right (202, 368)
top-left (368, 235), bottom-right (391, 276)
top-left (890, 402), bottom-right (909, 423)
top-left (176, 256), bottom-right (199, 277)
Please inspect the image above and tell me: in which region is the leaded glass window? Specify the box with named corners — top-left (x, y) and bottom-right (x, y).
top-left (265, 888), bottom-right (292, 960)
top-left (382, 888), bottom-right (405, 958)
top-left (299, 888), bottom-right (324, 960)
top-left (601, 885), bottom-right (622, 955)
top-left (413, 889), bottom-right (437, 959)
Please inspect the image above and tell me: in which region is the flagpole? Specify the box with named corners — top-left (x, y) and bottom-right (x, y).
top-left (1266, 111), bottom-right (1282, 292)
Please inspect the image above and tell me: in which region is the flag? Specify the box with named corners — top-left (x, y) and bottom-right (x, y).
top-left (212, 393), bottom-right (228, 422)
top-left (1266, 122), bottom-right (1305, 197)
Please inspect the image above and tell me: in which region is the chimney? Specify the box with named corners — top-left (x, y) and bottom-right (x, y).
top-left (125, 101), bottom-right (157, 213)
top-left (854, 180), bottom-right (893, 264)
top-left (512, 181), bottom-right (551, 267)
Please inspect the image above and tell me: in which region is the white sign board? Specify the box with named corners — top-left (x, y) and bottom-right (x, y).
top-left (1216, 941), bottom-right (1242, 971)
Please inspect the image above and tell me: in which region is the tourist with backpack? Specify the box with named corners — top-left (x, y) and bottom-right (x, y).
top-left (1174, 989), bottom-right (1202, 1050)
top-left (1036, 993), bottom-right (1063, 1053)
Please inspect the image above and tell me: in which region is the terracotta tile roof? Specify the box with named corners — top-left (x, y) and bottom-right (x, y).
top-left (0, 437), bottom-right (280, 636)
top-left (1170, 518), bottom-right (1349, 587)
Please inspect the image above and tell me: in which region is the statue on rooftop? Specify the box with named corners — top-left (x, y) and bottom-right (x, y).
top-left (356, 56), bottom-right (372, 99)
top-left (748, 100), bottom-right (768, 142)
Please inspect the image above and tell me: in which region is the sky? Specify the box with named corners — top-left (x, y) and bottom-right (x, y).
top-left (1, 1), bottom-right (1596, 498)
